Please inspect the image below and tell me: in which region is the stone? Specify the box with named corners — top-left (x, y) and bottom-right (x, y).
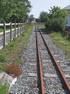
top-left (0, 72), bottom-right (17, 87)
top-left (27, 83), bottom-right (37, 88)
top-left (30, 60), bottom-right (36, 62)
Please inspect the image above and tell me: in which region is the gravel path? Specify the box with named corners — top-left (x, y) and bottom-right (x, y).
top-left (9, 26), bottom-right (69, 94)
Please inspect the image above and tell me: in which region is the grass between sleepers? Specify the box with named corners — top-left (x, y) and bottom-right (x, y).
top-left (0, 23), bottom-right (44, 94)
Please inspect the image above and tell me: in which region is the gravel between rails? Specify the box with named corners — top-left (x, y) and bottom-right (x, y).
top-left (9, 26), bottom-right (69, 94)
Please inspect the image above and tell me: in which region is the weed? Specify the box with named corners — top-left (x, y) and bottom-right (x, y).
top-left (47, 30), bottom-right (70, 60)
top-left (21, 32), bottom-right (25, 36)
top-left (6, 64), bottom-right (22, 76)
top-left (0, 64), bottom-right (6, 72)
top-left (68, 60), bottom-right (70, 62)
top-left (13, 37), bottom-right (17, 41)
top-left (10, 43), bottom-right (15, 47)
top-left (0, 82), bottom-right (9, 94)
top-left (0, 55), bottom-right (6, 62)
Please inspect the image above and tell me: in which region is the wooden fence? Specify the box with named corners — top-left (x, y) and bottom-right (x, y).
top-left (0, 22), bottom-right (25, 49)
top-left (61, 30), bottom-right (70, 39)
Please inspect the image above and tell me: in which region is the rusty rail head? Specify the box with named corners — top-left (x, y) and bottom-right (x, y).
top-left (39, 31), bottom-right (70, 93)
top-left (35, 27), bottom-right (45, 94)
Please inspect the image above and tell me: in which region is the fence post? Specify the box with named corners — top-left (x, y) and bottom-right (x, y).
top-left (21, 23), bottom-right (22, 33)
top-left (10, 22), bottom-right (12, 42)
top-left (3, 22), bottom-right (6, 48)
top-left (20, 24), bottom-right (21, 34)
top-left (20, 23), bottom-right (21, 34)
top-left (14, 22), bottom-right (16, 37)
top-left (18, 23), bottom-right (19, 36)
top-left (22, 23), bottom-right (23, 31)
top-left (22, 24), bottom-right (23, 32)
top-left (19, 23), bottom-right (20, 35)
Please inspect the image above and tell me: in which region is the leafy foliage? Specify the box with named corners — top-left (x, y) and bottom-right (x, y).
top-left (0, 82), bottom-right (9, 94)
top-left (39, 11), bottom-right (48, 22)
top-left (0, 0), bottom-right (32, 22)
top-left (45, 18), bottom-right (66, 32)
top-left (28, 14), bottom-right (35, 22)
top-left (0, 55), bottom-right (6, 62)
top-left (45, 6), bottom-right (67, 31)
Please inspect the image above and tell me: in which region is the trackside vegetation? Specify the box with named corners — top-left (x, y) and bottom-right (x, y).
top-left (38, 6), bottom-right (67, 32)
top-left (38, 6), bottom-right (70, 61)
top-left (40, 25), bottom-right (70, 62)
top-left (0, 0), bottom-right (31, 23)
top-left (0, 24), bottom-right (44, 94)
top-left (48, 31), bottom-right (70, 62)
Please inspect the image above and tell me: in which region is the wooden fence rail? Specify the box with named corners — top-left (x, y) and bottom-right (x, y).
top-left (0, 22), bottom-right (25, 49)
top-left (61, 30), bottom-right (70, 39)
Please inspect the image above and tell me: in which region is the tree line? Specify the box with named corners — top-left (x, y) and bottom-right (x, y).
top-left (0, 0), bottom-right (31, 23)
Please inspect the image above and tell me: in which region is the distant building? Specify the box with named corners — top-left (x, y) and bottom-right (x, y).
top-left (63, 5), bottom-right (70, 26)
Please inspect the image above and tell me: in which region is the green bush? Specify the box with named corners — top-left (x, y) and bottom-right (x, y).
top-left (0, 82), bottom-right (9, 94)
top-left (13, 37), bottom-right (17, 41)
top-left (21, 33), bottom-right (25, 36)
top-left (45, 18), bottom-right (66, 32)
top-left (10, 43), bottom-right (15, 47)
top-left (0, 55), bottom-right (6, 62)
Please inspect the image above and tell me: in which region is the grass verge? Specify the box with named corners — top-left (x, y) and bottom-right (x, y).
top-left (0, 23), bottom-right (44, 94)
top-left (0, 82), bottom-right (9, 94)
top-left (0, 24), bottom-right (33, 94)
top-left (42, 27), bottom-right (70, 62)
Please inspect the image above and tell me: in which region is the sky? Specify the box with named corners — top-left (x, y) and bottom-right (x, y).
top-left (28, 0), bottom-right (70, 18)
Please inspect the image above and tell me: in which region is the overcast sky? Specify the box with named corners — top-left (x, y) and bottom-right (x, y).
top-left (28, 0), bottom-right (70, 18)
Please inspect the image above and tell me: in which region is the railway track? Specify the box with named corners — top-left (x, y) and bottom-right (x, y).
top-left (10, 26), bottom-right (70, 94)
top-left (36, 26), bottom-right (70, 94)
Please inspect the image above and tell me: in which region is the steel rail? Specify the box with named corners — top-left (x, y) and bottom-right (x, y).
top-left (35, 27), bottom-right (45, 94)
top-left (40, 31), bottom-right (70, 93)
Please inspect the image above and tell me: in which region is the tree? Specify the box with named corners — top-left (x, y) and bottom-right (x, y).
top-left (28, 14), bottom-right (35, 22)
top-left (39, 11), bottom-right (48, 22)
top-left (0, 0), bottom-right (32, 22)
top-left (45, 6), bottom-right (67, 31)
top-left (49, 6), bottom-right (67, 19)
top-left (35, 18), bottom-right (39, 22)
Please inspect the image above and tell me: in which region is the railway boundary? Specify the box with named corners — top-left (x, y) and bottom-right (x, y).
top-left (61, 29), bottom-right (70, 39)
top-left (0, 22), bottom-right (25, 49)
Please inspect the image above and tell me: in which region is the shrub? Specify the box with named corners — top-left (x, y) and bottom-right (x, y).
top-left (13, 37), bottom-right (17, 41)
top-left (21, 33), bottom-right (25, 36)
top-left (6, 64), bottom-right (22, 76)
top-left (0, 55), bottom-right (6, 62)
top-left (45, 18), bottom-right (66, 32)
top-left (10, 43), bottom-right (15, 47)
top-left (0, 82), bottom-right (9, 94)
